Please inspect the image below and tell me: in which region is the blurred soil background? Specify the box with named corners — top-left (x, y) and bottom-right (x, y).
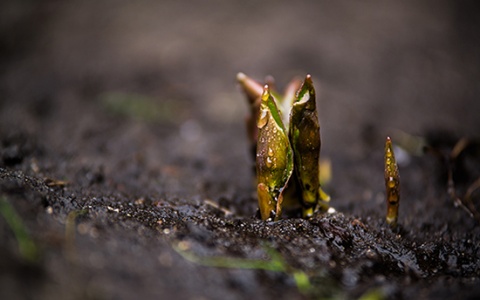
top-left (1, 1), bottom-right (480, 299)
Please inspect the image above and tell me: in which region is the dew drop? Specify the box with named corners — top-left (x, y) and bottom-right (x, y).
top-left (388, 178), bottom-right (396, 188)
top-left (386, 150), bottom-right (393, 158)
top-left (268, 147), bottom-right (274, 156)
top-left (258, 109), bottom-right (268, 128)
top-left (266, 157), bottom-right (273, 168)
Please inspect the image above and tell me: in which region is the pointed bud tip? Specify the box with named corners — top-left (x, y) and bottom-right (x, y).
top-left (261, 84), bottom-right (270, 100)
top-left (305, 74), bottom-right (313, 83)
top-left (386, 136), bottom-right (392, 142)
top-left (236, 72), bottom-right (246, 82)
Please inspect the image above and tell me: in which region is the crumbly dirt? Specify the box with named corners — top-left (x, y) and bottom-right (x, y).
top-left (1, 1), bottom-right (480, 299)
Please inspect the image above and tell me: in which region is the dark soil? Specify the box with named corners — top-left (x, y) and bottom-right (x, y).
top-left (1, 1), bottom-right (480, 299)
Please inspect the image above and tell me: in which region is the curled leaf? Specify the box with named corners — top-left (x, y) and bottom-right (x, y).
top-left (289, 75), bottom-right (325, 217)
top-left (256, 85), bottom-right (294, 220)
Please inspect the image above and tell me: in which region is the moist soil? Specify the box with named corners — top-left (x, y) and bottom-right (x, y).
top-left (1, 1), bottom-right (480, 299)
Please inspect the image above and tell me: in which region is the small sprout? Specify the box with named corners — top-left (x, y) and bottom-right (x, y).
top-left (172, 242), bottom-right (312, 296)
top-left (256, 85), bottom-right (294, 220)
top-left (0, 196), bottom-right (39, 262)
top-left (384, 137), bottom-right (400, 227)
top-left (238, 73), bottom-right (329, 220)
top-left (289, 75), bottom-right (322, 217)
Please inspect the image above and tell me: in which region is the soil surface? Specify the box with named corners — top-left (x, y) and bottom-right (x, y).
top-left (1, 1), bottom-right (480, 299)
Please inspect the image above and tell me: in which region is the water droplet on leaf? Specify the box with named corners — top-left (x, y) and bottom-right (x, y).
top-left (266, 156), bottom-right (273, 168)
top-left (388, 178), bottom-right (396, 188)
top-left (258, 109), bottom-right (268, 128)
top-left (268, 147), bottom-right (273, 156)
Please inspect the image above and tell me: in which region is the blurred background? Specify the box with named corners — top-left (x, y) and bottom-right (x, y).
top-left (2, 1), bottom-right (479, 135)
top-left (1, 0), bottom-right (479, 199)
top-left (1, 2), bottom-right (480, 298)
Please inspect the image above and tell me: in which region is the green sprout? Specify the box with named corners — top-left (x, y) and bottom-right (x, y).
top-left (256, 85), bottom-right (294, 220)
top-left (0, 196), bottom-right (39, 262)
top-left (289, 75), bottom-right (326, 217)
top-left (384, 137), bottom-right (400, 227)
top-left (237, 73), bottom-right (329, 220)
top-left (173, 241), bottom-right (312, 295)
top-left (173, 241), bottom-right (384, 299)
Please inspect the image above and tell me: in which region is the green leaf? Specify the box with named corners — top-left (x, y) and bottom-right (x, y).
top-left (256, 85), bottom-right (294, 220)
top-left (0, 196), bottom-right (39, 262)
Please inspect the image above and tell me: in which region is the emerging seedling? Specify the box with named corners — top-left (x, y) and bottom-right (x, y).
top-left (238, 73), bottom-right (329, 220)
top-left (384, 137), bottom-right (400, 227)
top-left (256, 85), bottom-right (294, 220)
top-left (289, 75), bottom-right (323, 217)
